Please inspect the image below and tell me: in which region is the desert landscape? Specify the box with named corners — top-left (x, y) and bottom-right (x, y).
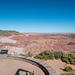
top-left (0, 30), bottom-right (75, 55)
top-left (0, 30), bottom-right (75, 75)
top-left (0, 0), bottom-right (75, 75)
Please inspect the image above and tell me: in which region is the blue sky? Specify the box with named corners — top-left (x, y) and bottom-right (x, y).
top-left (0, 0), bottom-right (75, 33)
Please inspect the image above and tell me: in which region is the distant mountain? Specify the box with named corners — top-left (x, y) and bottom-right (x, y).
top-left (0, 30), bottom-right (22, 36)
top-left (23, 33), bottom-right (75, 38)
top-left (41, 33), bottom-right (75, 38)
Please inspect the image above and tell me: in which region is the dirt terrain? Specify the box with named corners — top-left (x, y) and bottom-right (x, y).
top-left (0, 33), bottom-right (75, 55)
top-left (45, 59), bottom-right (75, 75)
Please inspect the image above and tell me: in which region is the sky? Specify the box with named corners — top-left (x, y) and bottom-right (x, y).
top-left (0, 0), bottom-right (75, 33)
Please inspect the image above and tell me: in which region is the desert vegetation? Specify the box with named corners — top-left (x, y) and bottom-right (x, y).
top-left (60, 65), bottom-right (74, 75)
top-left (0, 30), bottom-right (21, 36)
top-left (64, 66), bottom-right (73, 72)
top-left (19, 50), bottom-right (75, 65)
top-left (34, 50), bottom-right (75, 65)
top-left (34, 50), bottom-right (75, 75)
top-left (61, 72), bottom-right (75, 75)
top-left (19, 52), bottom-right (33, 57)
top-left (0, 32), bottom-right (75, 75)
top-left (19, 50), bottom-right (75, 75)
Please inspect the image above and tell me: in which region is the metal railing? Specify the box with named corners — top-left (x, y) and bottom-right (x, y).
top-left (15, 69), bottom-right (34, 75)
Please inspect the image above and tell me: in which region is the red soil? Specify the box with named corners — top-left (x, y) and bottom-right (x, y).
top-left (10, 35), bottom-right (75, 55)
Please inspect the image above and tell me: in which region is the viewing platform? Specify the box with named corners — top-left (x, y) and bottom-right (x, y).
top-left (0, 51), bottom-right (57, 75)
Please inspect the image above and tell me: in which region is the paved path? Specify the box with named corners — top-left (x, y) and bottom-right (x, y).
top-left (0, 58), bottom-right (45, 75)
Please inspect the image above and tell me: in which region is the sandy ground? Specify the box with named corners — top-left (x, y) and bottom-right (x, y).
top-left (44, 59), bottom-right (75, 75)
top-left (0, 59), bottom-right (44, 75)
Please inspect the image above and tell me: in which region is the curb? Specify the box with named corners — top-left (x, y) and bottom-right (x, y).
top-left (7, 55), bottom-right (57, 75)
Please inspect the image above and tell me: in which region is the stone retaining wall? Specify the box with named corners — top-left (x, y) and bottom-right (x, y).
top-left (7, 55), bottom-right (57, 75)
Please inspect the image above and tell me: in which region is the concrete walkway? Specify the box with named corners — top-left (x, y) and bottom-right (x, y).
top-left (0, 58), bottom-right (45, 75)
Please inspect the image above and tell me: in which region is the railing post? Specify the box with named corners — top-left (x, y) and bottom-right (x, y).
top-left (15, 68), bottom-right (34, 75)
top-left (18, 73), bottom-right (20, 75)
top-left (18, 72), bottom-right (20, 75)
top-left (32, 71), bottom-right (34, 75)
top-left (26, 72), bottom-right (28, 75)
top-left (29, 73), bottom-right (31, 75)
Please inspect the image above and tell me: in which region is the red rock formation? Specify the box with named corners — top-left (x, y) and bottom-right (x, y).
top-left (0, 34), bottom-right (75, 55)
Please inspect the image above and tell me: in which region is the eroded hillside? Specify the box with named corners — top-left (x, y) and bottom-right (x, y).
top-left (0, 30), bottom-right (21, 36)
top-left (0, 33), bottom-right (75, 55)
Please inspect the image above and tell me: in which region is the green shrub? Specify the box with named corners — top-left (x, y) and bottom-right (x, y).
top-left (42, 55), bottom-right (48, 60)
top-left (34, 50), bottom-right (54, 60)
top-left (62, 53), bottom-right (69, 58)
top-left (34, 50), bottom-right (75, 65)
top-left (27, 52), bottom-right (33, 57)
top-left (69, 57), bottom-right (73, 62)
top-left (19, 52), bottom-right (33, 57)
top-left (54, 51), bottom-right (63, 59)
top-left (50, 50), bottom-right (54, 53)
top-left (61, 53), bottom-right (71, 64)
top-left (48, 53), bottom-right (55, 60)
top-left (19, 54), bottom-right (28, 56)
top-left (34, 55), bottom-right (43, 59)
top-left (61, 57), bottom-right (70, 64)
top-left (70, 61), bottom-right (75, 65)
top-left (61, 72), bottom-right (75, 75)
top-left (39, 50), bottom-right (50, 56)
top-left (68, 54), bottom-right (75, 65)
top-left (70, 53), bottom-right (75, 59)
top-left (65, 66), bottom-right (73, 72)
